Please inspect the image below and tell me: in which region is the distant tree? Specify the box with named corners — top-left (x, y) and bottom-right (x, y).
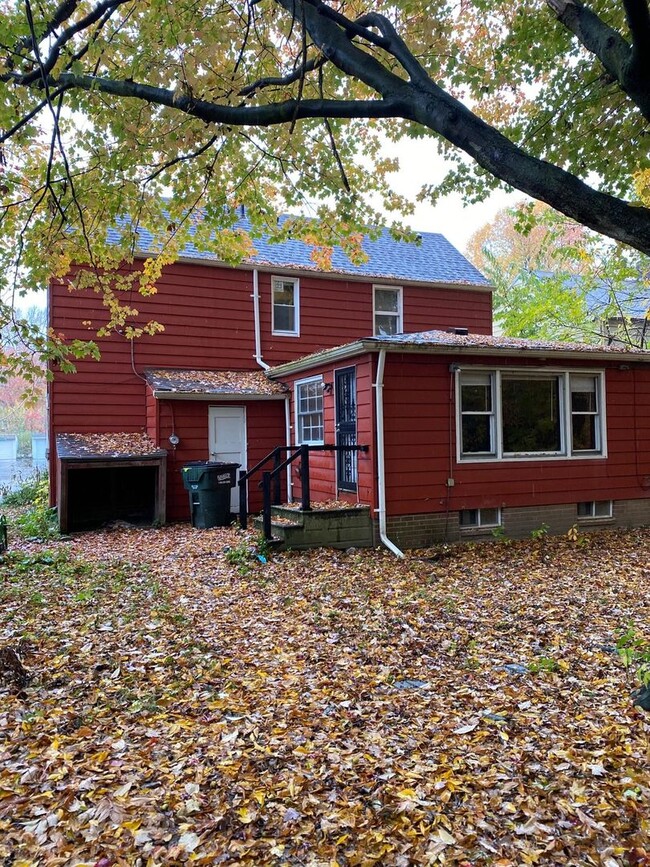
top-left (468, 204), bottom-right (650, 344)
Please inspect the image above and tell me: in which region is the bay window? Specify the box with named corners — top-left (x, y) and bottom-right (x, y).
top-left (458, 369), bottom-right (605, 460)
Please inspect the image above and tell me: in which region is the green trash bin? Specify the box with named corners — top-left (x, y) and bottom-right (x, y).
top-left (181, 461), bottom-right (239, 529)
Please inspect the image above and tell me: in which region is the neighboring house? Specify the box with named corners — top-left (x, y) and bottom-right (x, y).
top-left (48, 216), bottom-right (650, 548)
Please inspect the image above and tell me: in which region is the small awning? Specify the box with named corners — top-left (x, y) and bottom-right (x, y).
top-left (144, 368), bottom-right (288, 400)
top-left (56, 432), bottom-right (167, 460)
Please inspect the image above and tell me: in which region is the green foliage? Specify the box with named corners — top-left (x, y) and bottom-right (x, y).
top-left (528, 656), bottom-right (560, 674)
top-left (225, 534), bottom-right (270, 577)
top-left (13, 476), bottom-right (59, 540)
top-left (2, 472), bottom-right (44, 506)
top-left (0, 0), bottom-right (649, 383)
top-left (530, 523), bottom-right (549, 541)
top-left (616, 624), bottom-right (650, 686)
top-left (468, 203), bottom-right (650, 344)
top-left (490, 525), bottom-right (509, 543)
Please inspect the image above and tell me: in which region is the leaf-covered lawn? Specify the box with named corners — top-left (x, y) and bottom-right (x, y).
top-left (1, 525), bottom-right (650, 866)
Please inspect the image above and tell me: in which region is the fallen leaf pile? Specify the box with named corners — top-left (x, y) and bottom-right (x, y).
top-left (1, 525), bottom-right (650, 865)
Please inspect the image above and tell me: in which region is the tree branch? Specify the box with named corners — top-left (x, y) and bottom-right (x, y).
top-left (15, 71), bottom-right (400, 123)
top-left (546, 0), bottom-right (650, 120)
top-left (17, 0), bottom-right (133, 86)
top-left (240, 54), bottom-right (327, 97)
top-left (278, 0), bottom-right (650, 254)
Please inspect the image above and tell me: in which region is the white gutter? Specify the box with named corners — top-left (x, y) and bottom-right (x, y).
top-left (285, 396), bottom-right (293, 503)
top-left (252, 269), bottom-right (270, 370)
top-left (374, 349), bottom-right (404, 558)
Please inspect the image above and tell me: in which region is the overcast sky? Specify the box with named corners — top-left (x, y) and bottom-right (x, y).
top-left (384, 137), bottom-right (519, 254)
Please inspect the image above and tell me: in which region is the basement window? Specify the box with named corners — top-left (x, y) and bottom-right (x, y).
top-left (577, 500), bottom-right (613, 520)
top-left (459, 507), bottom-right (502, 530)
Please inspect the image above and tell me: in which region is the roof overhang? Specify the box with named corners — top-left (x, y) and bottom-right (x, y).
top-left (267, 338), bottom-right (650, 378)
top-left (132, 252), bottom-right (494, 293)
top-left (151, 390), bottom-right (287, 401)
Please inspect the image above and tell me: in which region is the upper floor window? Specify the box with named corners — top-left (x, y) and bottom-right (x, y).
top-left (373, 286), bottom-right (403, 336)
top-left (295, 377), bottom-right (324, 444)
top-left (272, 276), bottom-right (299, 336)
top-left (458, 369), bottom-right (605, 461)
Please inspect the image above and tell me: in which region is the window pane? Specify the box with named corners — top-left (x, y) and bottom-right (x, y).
top-left (273, 282), bottom-right (294, 305)
top-left (274, 305), bottom-right (295, 332)
top-left (502, 377), bottom-right (561, 453)
top-left (375, 288), bottom-right (399, 312)
top-left (572, 414), bottom-right (596, 451)
top-left (594, 501), bottom-right (612, 517)
top-left (459, 509), bottom-right (479, 527)
top-left (480, 508), bottom-right (500, 526)
top-left (462, 415), bottom-right (492, 453)
top-left (375, 313), bottom-right (399, 335)
top-left (462, 383), bottom-right (491, 413)
top-left (577, 501), bottom-right (593, 517)
top-left (571, 376), bottom-right (597, 413)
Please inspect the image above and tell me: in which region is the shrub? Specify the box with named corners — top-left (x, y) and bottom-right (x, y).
top-left (14, 476), bottom-right (59, 540)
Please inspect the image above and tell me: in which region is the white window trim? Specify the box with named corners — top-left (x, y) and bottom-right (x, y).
top-left (272, 275), bottom-right (300, 337)
top-left (577, 500), bottom-right (614, 521)
top-left (456, 367), bottom-right (608, 463)
top-left (373, 285), bottom-right (403, 336)
top-left (294, 375), bottom-right (324, 446)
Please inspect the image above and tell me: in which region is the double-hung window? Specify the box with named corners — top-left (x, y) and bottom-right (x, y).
top-left (296, 377), bottom-right (324, 445)
top-left (373, 286), bottom-right (403, 336)
top-left (272, 276), bottom-right (299, 336)
top-left (460, 373), bottom-right (496, 456)
top-left (458, 369), bottom-right (605, 460)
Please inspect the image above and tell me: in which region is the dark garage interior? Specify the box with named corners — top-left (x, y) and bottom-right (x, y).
top-left (66, 465), bottom-right (159, 531)
top-left (55, 433), bottom-right (167, 534)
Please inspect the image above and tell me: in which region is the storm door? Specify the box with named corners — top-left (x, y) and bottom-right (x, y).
top-left (335, 366), bottom-right (357, 492)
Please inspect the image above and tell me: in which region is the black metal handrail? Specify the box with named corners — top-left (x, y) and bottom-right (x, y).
top-left (238, 443), bottom-right (368, 538)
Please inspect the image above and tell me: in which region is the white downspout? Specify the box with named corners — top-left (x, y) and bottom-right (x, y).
top-left (374, 349), bottom-right (405, 558)
top-left (252, 269), bottom-right (270, 370)
top-left (285, 395), bottom-right (293, 503)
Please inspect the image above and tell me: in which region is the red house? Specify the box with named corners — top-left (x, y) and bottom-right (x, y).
top-left (48, 216), bottom-right (650, 549)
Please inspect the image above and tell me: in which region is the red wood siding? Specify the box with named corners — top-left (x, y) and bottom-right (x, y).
top-left (279, 359), bottom-right (375, 507)
top-left (49, 259), bottom-right (489, 516)
top-left (156, 399), bottom-right (286, 521)
top-left (256, 272), bottom-right (492, 364)
top-left (380, 353), bottom-right (650, 516)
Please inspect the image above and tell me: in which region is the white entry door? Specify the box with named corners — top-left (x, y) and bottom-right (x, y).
top-left (208, 406), bottom-right (247, 511)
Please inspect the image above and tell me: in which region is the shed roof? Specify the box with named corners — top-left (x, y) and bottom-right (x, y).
top-left (56, 432), bottom-right (166, 460)
top-left (145, 368), bottom-right (288, 399)
top-left (108, 214), bottom-right (490, 288)
top-left (267, 328), bottom-right (650, 377)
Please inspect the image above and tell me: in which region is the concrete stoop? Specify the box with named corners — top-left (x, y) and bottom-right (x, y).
top-left (253, 505), bottom-right (373, 550)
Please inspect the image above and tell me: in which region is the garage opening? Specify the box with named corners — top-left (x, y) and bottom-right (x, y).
top-left (66, 465), bottom-right (159, 531)
top-left (55, 433), bottom-right (167, 534)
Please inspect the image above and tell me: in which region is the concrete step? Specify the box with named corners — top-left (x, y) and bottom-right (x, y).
top-left (253, 505), bottom-right (373, 550)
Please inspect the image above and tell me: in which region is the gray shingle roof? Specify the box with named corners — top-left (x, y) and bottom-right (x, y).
top-left (108, 214), bottom-right (490, 287)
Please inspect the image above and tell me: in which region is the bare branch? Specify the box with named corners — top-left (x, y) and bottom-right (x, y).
top-left (240, 55), bottom-right (327, 97)
top-left (17, 0), bottom-right (133, 87)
